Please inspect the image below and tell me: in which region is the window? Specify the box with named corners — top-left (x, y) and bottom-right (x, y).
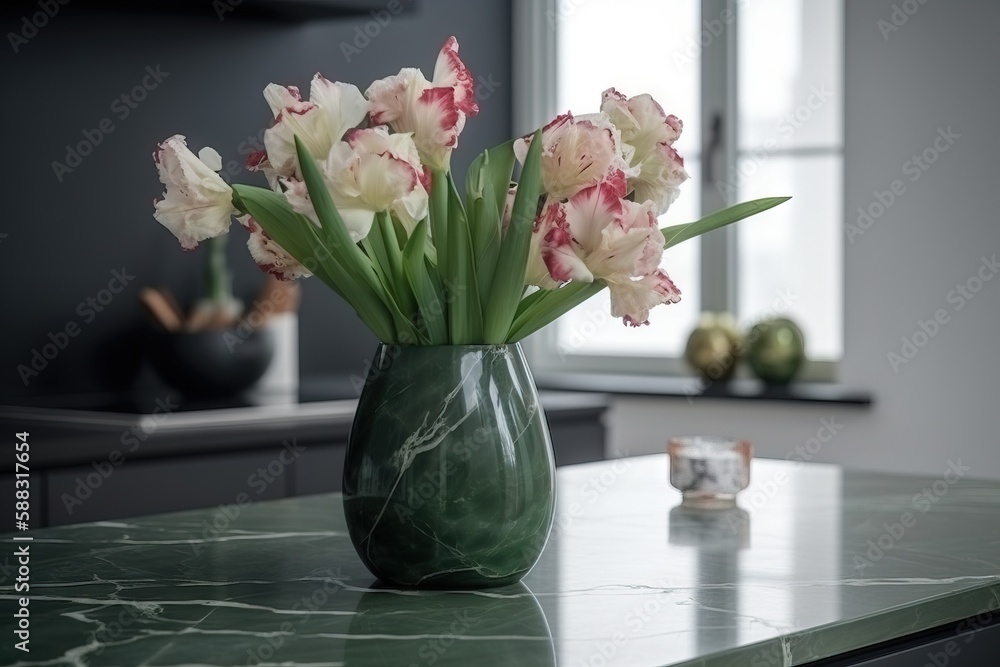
top-left (515, 0), bottom-right (843, 378)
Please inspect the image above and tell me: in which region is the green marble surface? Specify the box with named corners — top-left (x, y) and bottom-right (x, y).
top-left (3, 455), bottom-right (1000, 666)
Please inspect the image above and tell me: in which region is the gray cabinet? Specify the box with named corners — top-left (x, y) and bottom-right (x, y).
top-left (46, 449), bottom-right (290, 526)
top-left (2, 392), bottom-right (608, 528)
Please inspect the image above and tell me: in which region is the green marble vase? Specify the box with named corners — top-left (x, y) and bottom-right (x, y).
top-left (342, 343), bottom-right (556, 589)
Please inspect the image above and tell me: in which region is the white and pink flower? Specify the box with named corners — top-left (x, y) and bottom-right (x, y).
top-left (514, 112), bottom-right (635, 202)
top-left (608, 270), bottom-right (682, 327)
top-left (525, 181), bottom-right (681, 325)
top-left (153, 135), bottom-right (237, 250)
top-left (256, 75), bottom-right (369, 184)
top-left (601, 88), bottom-right (689, 215)
top-left (282, 126), bottom-right (429, 240)
top-left (239, 215), bottom-right (312, 281)
top-left (365, 36), bottom-right (478, 170)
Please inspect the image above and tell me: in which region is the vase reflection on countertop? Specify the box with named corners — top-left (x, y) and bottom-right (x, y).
top-left (344, 582), bottom-right (555, 666)
top-left (668, 503), bottom-right (750, 550)
top-left (669, 503), bottom-right (750, 656)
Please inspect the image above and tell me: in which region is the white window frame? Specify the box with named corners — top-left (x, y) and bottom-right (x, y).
top-left (513, 0), bottom-right (840, 383)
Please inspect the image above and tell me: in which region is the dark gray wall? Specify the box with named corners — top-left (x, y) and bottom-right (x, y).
top-left (0, 0), bottom-right (512, 398)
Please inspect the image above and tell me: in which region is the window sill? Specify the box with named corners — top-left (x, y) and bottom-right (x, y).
top-left (534, 372), bottom-right (873, 407)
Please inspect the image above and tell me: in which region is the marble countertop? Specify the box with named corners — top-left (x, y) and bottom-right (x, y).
top-left (4, 455), bottom-right (999, 666)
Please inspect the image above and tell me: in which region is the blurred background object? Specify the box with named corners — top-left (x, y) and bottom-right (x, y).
top-left (745, 317), bottom-right (806, 385)
top-left (684, 312), bottom-right (743, 383)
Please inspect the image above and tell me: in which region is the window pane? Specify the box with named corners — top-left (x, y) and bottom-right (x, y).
top-left (557, 0), bottom-right (700, 159)
top-left (737, 0), bottom-right (843, 151)
top-left (736, 154), bottom-right (843, 360)
top-left (555, 0), bottom-right (702, 359)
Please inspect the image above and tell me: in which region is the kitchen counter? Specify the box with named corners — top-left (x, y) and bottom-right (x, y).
top-left (0, 388), bottom-right (610, 527)
top-left (0, 387), bottom-right (610, 470)
top-left (4, 456), bottom-right (1000, 666)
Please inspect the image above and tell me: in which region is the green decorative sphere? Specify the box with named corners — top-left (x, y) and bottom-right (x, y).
top-left (684, 313), bottom-right (743, 383)
top-left (746, 318), bottom-right (806, 385)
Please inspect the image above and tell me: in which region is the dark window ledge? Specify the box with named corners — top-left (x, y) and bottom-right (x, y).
top-left (535, 372), bottom-right (873, 406)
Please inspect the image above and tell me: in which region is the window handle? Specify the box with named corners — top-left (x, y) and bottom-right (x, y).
top-left (704, 112), bottom-right (724, 184)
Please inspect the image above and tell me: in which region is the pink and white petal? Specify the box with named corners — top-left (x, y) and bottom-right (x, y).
top-left (338, 208), bottom-right (377, 242)
top-left (263, 84), bottom-right (304, 118)
top-left (432, 36), bottom-right (479, 117)
top-left (354, 153), bottom-right (420, 211)
top-left (239, 215), bottom-right (312, 281)
top-left (263, 102), bottom-right (329, 179)
top-left (607, 269), bottom-right (681, 325)
top-left (620, 199), bottom-right (665, 276)
top-left (245, 150), bottom-right (282, 192)
top-left (197, 146), bottom-right (223, 171)
top-left (562, 182), bottom-right (623, 252)
top-left (600, 87), bottom-right (638, 134)
top-left (410, 86), bottom-right (462, 169)
top-left (590, 225), bottom-right (652, 278)
top-left (309, 75), bottom-right (370, 143)
top-left (391, 187), bottom-right (430, 234)
top-left (153, 135), bottom-right (236, 250)
top-left (365, 68), bottom-right (427, 127)
top-left (543, 115), bottom-right (623, 200)
top-left (631, 143), bottom-right (689, 215)
top-left (280, 177), bottom-right (321, 227)
top-left (525, 230), bottom-right (560, 290)
top-left (516, 112), bottom-right (570, 162)
top-left (537, 201), bottom-right (593, 284)
top-left (154, 198), bottom-right (235, 251)
top-left (625, 94), bottom-right (680, 156)
top-left (513, 136), bottom-right (530, 165)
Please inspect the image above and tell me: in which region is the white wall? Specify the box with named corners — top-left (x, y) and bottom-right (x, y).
top-left (609, 0), bottom-right (1000, 479)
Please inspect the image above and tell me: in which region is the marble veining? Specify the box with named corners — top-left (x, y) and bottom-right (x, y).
top-left (4, 456), bottom-right (1000, 666)
top-left (342, 344), bottom-right (556, 589)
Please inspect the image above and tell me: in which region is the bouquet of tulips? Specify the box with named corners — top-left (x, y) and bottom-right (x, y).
top-left (153, 37), bottom-right (786, 345)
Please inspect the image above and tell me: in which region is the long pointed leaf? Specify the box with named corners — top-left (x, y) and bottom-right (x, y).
top-left (403, 220), bottom-right (448, 344)
top-left (429, 169), bottom-right (449, 280)
top-left (378, 213), bottom-right (417, 319)
top-left (446, 175), bottom-right (482, 343)
top-left (507, 281), bottom-right (606, 343)
top-left (484, 140), bottom-right (516, 220)
top-left (484, 128), bottom-right (543, 344)
top-left (294, 136), bottom-right (421, 343)
top-left (231, 184), bottom-right (396, 341)
top-left (662, 196), bottom-right (790, 249)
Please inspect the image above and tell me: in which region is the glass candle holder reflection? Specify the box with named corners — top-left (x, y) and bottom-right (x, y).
top-left (668, 436), bottom-right (752, 507)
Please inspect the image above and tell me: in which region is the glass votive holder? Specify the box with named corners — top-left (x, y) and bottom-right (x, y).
top-left (668, 436), bottom-right (753, 507)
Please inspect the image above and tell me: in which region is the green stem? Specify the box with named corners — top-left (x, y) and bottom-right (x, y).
top-left (205, 235), bottom-right (232, 305)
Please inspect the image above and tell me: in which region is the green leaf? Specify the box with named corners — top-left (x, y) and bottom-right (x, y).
top-left (231, 184), bottom-right (396, 341)
top-left (362, 214), bottom-right (423, 343)
top-left (662, 196), bottom-right (791, 249)
top-left (484, 128), bottom-right (543, 344)
top-left (466, 147), bottom-right (506, 308)
top-left (429, 169), bottom-right (449, 280)
top-left (294, 136), bottom-right (421, 343)
top-left (402, 220), bottom-right (448, 344)
top-left (507, 281), bottom-right (606, 343)
top-left (470, 193), bottom-right (501, 307)
top-left (446, 175), bottom-right (482, 343)
top-left (484, 140), bottom-right (517, 221)
top-left (378, 213), bottom-right (417, 318)
top-left (468, 139), bottom-right (516, 220)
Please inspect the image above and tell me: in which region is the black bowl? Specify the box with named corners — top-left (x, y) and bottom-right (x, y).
top-left (146, 327), bottom-right (275, 397)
